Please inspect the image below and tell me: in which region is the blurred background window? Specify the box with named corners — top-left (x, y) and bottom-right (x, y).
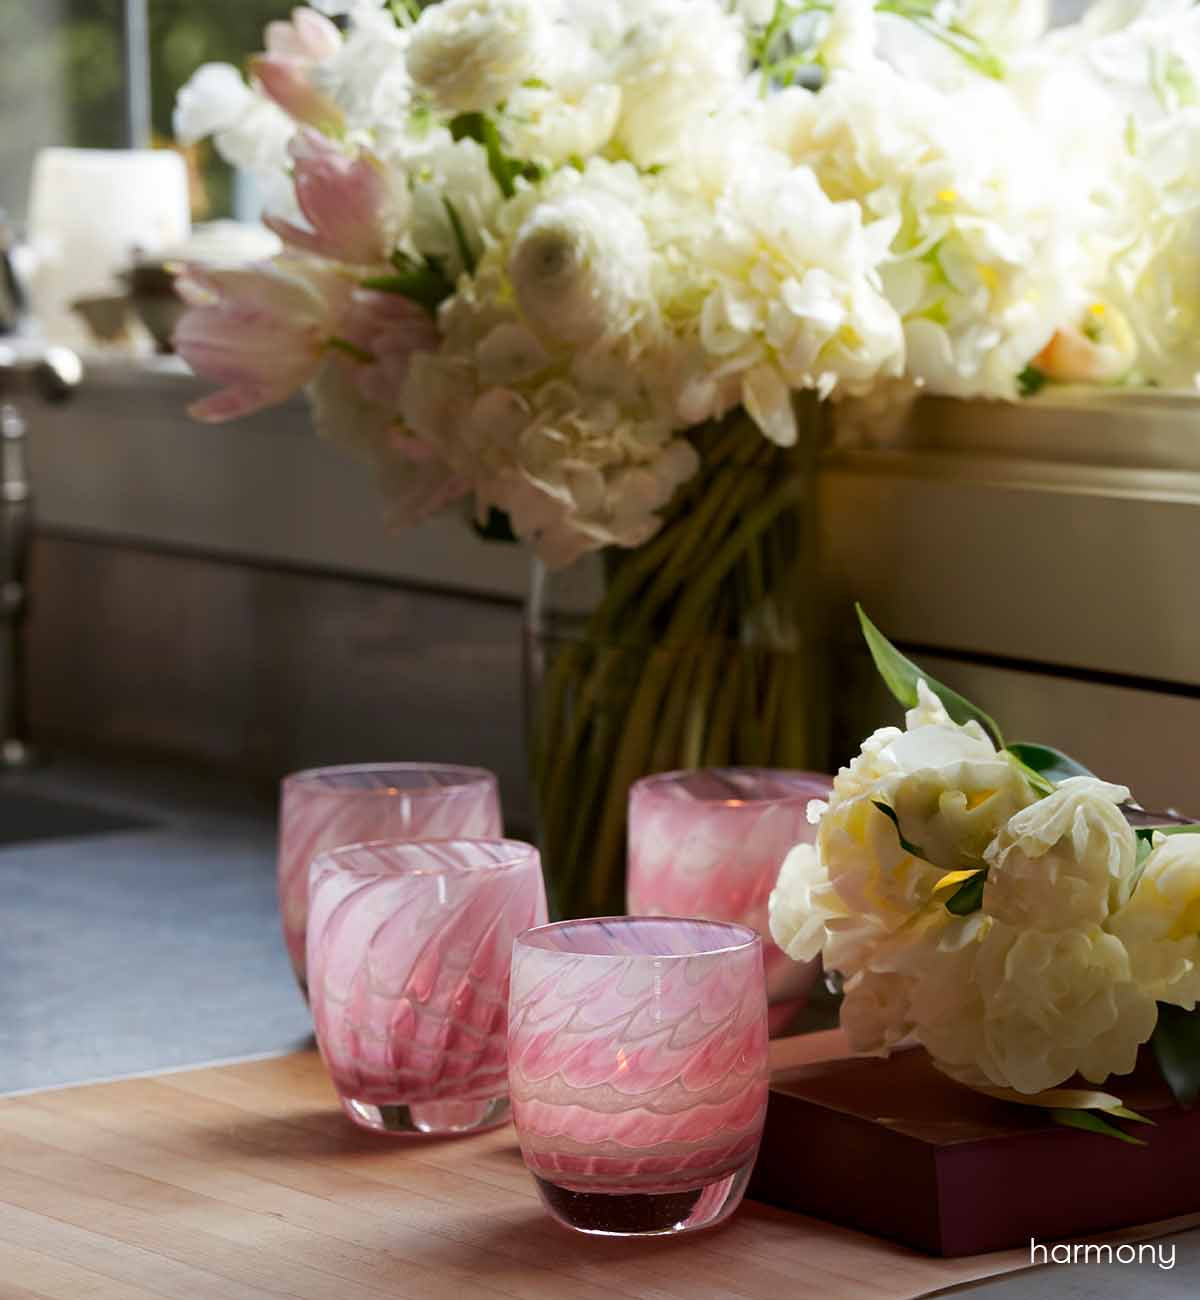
top-left (0, 0), bottom-right (291, 224)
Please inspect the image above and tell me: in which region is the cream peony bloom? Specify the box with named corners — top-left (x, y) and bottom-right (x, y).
top-left (1109, 834), bottom-right (1200, 1009)
top-left (769, 842), bottom-right (850, 963)
top-left (816, 683), bottom-right (1035, 928)
top-left (973, 923), bottom-right (1158, 1093)
top-left (407, 0), bottom-right (552, 115)
top-left (983, 777), bottom-right (1137, 932)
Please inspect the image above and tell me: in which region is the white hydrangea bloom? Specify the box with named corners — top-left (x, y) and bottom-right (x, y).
top-left (677, 152), bottom-right (904, 442)
top-left (983, 777), bottom-right (1137, 932)
top-left (399, 160), bottom-right (709, 565)
top-left (1108, 834), bottom-right (1200, 1009)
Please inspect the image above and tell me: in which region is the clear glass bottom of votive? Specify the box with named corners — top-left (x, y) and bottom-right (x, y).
top-left (533, 1163), bottom-right (754, 1237)
top-left (341, 1093), bottom-right (510, 1137)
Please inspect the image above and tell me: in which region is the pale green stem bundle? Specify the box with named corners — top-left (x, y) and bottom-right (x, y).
top-left (528, 407), bottom-right (828, 918)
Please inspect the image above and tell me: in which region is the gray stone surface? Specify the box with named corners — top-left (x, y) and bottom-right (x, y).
top-left (0, 756), bottom-right (312, 1094)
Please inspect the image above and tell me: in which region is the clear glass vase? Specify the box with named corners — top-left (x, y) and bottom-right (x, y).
top-left (523, 402), bottom-right (831, 920)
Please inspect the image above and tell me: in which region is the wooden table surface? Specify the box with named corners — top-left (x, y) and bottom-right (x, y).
top-left (0, 1046), bottom-right (1192, 1300)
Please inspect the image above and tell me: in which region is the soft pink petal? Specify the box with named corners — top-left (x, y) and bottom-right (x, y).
top-left (250, 55), bottom-right (343, 131)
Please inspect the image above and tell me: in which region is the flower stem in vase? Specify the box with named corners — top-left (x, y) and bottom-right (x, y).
top-left (526, 403), bottom-right (828, 919)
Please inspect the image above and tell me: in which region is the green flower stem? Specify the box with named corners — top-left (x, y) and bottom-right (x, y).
top-left (703, 651), bottom-right (742, 766)
top-left (648, 643), bottom-right (702, 773)
top-left (682, 641), bottom-right (723, 768)
top-left (529, 404), bottom-right (828, 917)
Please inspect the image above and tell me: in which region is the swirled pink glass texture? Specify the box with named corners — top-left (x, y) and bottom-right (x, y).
top-left (508, 917), bottom-right (768, 1236)
top-left (627, 768), bottom-right (832, 1036)
top-left (278, 764), bottom-right (501, 995)
top-left (308, 838), bottom-right (546, 1136)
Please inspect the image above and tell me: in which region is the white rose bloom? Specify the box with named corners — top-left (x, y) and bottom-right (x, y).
top-left (611, 0), bottom-right (749, 169)
top-left (974, 923), bottom-right (1158, 1093)
top-left (316, 12), bottom-right (412, 131)
top-left (983, 777), bottom-right (1137, 932)
top-left (174, 63), bottom-right (255, 143)
top-left (1109, 834), bottom-right (1200, 1008)
top-left (509, 181), bottom-right (652, 346)
top-left (407, 0), bottom-right (552, 114)
top-left (501, 83), bottom-right (621, 168)
top-left (956, 0), bottom-right (1049, 52)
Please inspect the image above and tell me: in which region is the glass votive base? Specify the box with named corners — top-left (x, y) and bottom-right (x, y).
top-left (533, 1165), bottom-right (754, 1238)
top-left (342, 1093), bottom-right (510, 1138)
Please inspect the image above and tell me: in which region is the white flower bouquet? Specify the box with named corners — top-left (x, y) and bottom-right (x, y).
top-left (172, 0), bottom-right (1200, 914)
top-left (770, 607), bottom-right (1200, 1141)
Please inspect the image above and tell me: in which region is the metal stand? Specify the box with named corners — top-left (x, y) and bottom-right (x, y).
top-left (0, 344), bottom-right (83, 768)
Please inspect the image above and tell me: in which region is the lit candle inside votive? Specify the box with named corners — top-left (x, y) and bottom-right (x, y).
top-left (627, 767), bottom-right (833, 1036)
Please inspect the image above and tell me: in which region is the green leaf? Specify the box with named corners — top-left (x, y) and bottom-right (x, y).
top-left (1052, 1108), bottom-right (1148, 1146)
top-left (1005, 743), bottom-right (1095, 786)
top-left (944, 869), bottom-right (988, 916)
top-left (1018, 365), bottom-right (1047, 397)
top-left (450, 111), bottom-right (526, 199)
top-left (1106, 1105), bottom-right (1156, 1126)
top-left (1144, 824), bottom-right (1200, 838)
top-left (442, 198), bottom-right (476, 275)
top-left (856, 605), bottom-right (1004, 748)
top-left (1152, 1002), bottom-right (1200, 1108)
top-left (362, 252), bottom-right (453, 314)
top-left (872, 801), bottom-right (926, 858)
top-left (1006, 754), bottom-right (1056, 799)
top-left (325, 336), bottom-right (375, 364)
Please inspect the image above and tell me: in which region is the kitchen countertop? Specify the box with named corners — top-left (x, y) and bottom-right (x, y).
top-left (0, 754), bottom-right (313, 1095)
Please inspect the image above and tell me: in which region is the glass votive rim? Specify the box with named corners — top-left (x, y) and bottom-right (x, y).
top-left (630, 766), bottom-right (833, 809)
top-left (282, 762), bottom-right (498, 801)
top-left (515, 914), bottom-right (760, 960)
top-left (312, 836), bottom-right (537, 882)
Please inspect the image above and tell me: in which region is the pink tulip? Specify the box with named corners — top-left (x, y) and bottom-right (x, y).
top-left (250, 8), bottom-right (343, 131)
top-left (174, 262), bottom-right (352, 422)
top-left (338, 288), bottom-right (441, 407)
top-left (264, 8), bottom-right (341, 61)
top-left (265, 131), bottom-right (399, 266)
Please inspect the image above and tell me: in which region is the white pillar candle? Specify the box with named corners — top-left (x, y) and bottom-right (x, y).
top-left (27, 148), bottom-right (190, 345)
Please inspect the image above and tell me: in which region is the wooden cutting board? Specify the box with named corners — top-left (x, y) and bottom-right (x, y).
top-left (0, 1044), bottom-right (1194, 1300)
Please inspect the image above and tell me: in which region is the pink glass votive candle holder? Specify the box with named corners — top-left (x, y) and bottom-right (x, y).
top-left (627, 767), bottom-right (833, 1037)
top-left (308, 837), bottom-right (547, 1137)
top-left (508, 916), bottom-right (768, 1237)
top-left (278, 763), bottom-right (501, 997)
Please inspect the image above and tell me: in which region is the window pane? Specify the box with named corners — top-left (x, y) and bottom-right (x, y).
top-left (150, 0), bottom-right (294, 219)
top-left (0, 0), bottom-right (294, 224)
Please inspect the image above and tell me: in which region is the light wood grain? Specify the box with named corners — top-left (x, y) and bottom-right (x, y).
top-left (0, 1050), bottom-right (1193, 1300)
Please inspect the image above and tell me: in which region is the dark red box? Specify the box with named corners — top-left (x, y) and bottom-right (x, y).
top-left (749, 1044), bottom-right (1200, 1256)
